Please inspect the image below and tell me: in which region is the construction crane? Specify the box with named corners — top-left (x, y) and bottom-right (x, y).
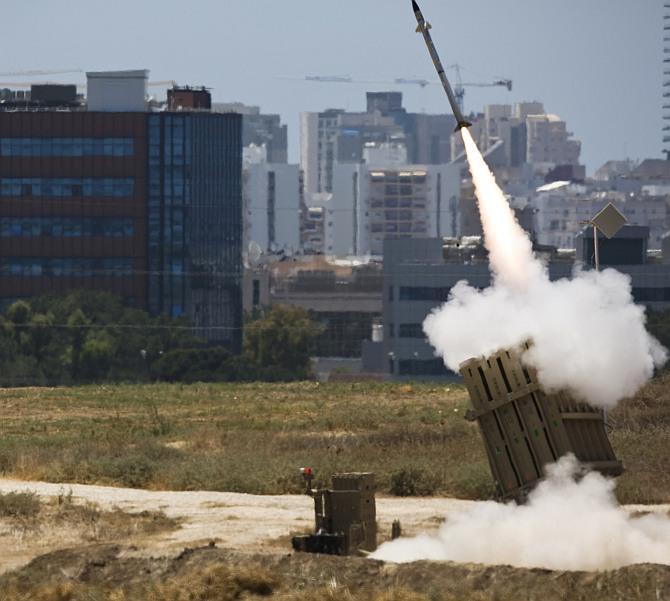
top-left (282, 65), bottom-right (512, 114)
top-left (0, 80), bottom-right (176, 90)
top-left (0, 69), bottom-right (83, 78)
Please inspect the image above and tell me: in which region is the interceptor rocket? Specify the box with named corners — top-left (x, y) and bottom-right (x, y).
top-left (411, 0), bottom-right (472, 131)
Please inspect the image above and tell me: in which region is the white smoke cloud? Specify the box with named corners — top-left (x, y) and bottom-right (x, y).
top-left (423, 130), bottom-right (667, 408)
top-left (424, 268), bottom-right (667, 408)
top-left (372, 455), bottom-right (670, 571)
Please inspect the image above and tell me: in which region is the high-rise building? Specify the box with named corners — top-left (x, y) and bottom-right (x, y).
top-left (0, 109), bottom-right (148, 307)
top-left (300, 194), bottom-right (328, 254)
top-left (533, 183), bottom-right (669, 250)
top-left (380, 235), bottom-right (670, 380)
top-left (213, 102), bottom-right (288, 163)
top-left (243, 148), bottom-right (300, 255)
top-left (146, 111), bottom-right (243, 350)
top-left (325, 162), bottom-right (460, 257)
top-left (526, 113), bottom-right (581, 168)
top-left (0, 73), bottom-right (243, 350)
top-left (300, 93), bottom-right (456, 198)
top-left (451, 102), bottom-right (582, 175)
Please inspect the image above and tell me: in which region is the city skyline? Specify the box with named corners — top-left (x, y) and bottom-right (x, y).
top-left (1, 0), bottom-right (662, 173)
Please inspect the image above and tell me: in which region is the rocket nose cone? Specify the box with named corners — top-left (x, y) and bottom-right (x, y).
top-left (412, 0), bottom-right (421, 12)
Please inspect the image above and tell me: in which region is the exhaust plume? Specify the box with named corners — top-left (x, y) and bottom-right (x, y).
top-left (460, 129), bottom-right (543, 290)
top-left (372, 455), bottom-right (670, 571)
top-left (423, 129), bottom-right (666, 408)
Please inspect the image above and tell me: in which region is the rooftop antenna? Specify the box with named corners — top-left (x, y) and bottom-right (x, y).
top-left (581, 202), bottom-right (627, 271)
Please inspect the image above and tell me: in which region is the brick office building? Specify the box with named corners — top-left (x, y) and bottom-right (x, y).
top-left (0, 74), bottom-right (243, 350)
top-left (0, 111), bottom-right (149, 307)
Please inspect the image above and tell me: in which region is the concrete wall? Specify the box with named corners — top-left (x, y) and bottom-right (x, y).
top-left (87, 70), bottom-right (147, 112)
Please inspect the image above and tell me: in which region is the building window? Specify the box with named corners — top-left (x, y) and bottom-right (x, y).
top-left (398, 323), bottom-right (425, 338)
top-left (398, 359), bottom-right (449, 376)
top-left (0, 257), bottom-right (133, 277)
top-left (388, 286), bottom-right (394, 301)
top-left (399, 286), bottom-right (451, 302)
top-left (0, 178), bottom-right (134, 198)
top-left (0, 217), bottom-right (134, 238)
top-left (252, 279), bottom-right (260, 306)
top-left (0, 138), bottom-right (134, 157)
top-left (632, 287), bottom-right (670, 302)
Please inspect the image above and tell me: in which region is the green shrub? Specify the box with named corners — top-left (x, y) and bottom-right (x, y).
top-left (152, 347), bottom-right (232, 383)
top-left (389, 467), bottom-right (439, 497)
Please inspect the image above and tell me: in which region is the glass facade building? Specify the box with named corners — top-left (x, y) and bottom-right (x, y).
top-left (147, 112), bottom-right (243, 350)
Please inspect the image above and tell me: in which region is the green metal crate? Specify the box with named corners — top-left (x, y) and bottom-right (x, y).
top-left (459, 342), bottom-right (623, 502)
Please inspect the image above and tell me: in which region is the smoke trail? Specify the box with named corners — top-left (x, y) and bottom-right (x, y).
top-left (423, 129), bottom-right (666, 408)
top-left (372, 455), bottom-right (670, 571)
top-left (460, 129), bottom-right (543, 289)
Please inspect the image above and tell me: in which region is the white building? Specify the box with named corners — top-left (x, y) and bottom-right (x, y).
top-left (325, 163), bottom-right (461, 257)
top-left (243, 147), bottom-right (300, 255)
top-left (86, 70), bottom-right (148, 112)
top-left (300, 108), bottom-right (405, 197)
top-left (533, 183), bottom-right (670, 249)
top-left (526, 114), bottom-right (581, 168)
top-left (300, 110), bottom-right (345, 198)
top-left (301, 193), bottom-right (330, 254)
top-left (451, 101), bottom-right (582, 173)
top-left (362, 141), bottom-right (408, 167)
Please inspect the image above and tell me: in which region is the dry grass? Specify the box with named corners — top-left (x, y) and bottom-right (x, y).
top-left (0, 563), bottom-right (435, 601)
top-left (0, 375), bottom-right (667, 503)
top-left (3, 552), bottom-right (670, 601)
top-left (0, 491), bottom-right (41, 520)
top-left (0, 489), bottom-right (177, 544)
top-left (0, 382), bottom-right (493, 499)
top-left (610, 371), bottom-right (670, 504)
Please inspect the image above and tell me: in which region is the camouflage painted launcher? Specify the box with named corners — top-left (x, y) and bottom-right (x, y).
top-left (459, 342), bottom-right (623, 502)
top-left (292, 472), bottom-right (377, 556)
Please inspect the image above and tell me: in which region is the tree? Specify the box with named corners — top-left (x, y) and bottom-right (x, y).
top-left (152, 347), bottom-right (233, 383)
top-left (67, 308), bottom-right (90, 379)
top-left (26, 313), bottom-right (54, 362)
top-left (244, 305), bottom-right (323, 379)
top-left (79, 331), bottom-right (115, 381)
top-left (6, 300), bottom-right (32, 347)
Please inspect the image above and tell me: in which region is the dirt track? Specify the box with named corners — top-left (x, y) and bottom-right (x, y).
top-left (0, 478), bottom-right (477, 574)
top-left (2, 477), bottom-right (670, 577)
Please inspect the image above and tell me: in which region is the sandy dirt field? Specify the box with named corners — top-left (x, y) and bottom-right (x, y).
top-left (0, 478), bottom-right (476, 574)
top-left (2, 477), bottom-right (670, 577)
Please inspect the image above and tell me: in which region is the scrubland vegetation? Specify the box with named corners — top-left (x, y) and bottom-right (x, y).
top-left (0, 374), bottom-right (667, 504)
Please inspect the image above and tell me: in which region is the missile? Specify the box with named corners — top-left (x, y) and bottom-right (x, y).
top-left (411, 0), bottom-right (472, 131)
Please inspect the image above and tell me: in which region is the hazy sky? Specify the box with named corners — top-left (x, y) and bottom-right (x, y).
top-left (2, 1), bottom-right (663, 173)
